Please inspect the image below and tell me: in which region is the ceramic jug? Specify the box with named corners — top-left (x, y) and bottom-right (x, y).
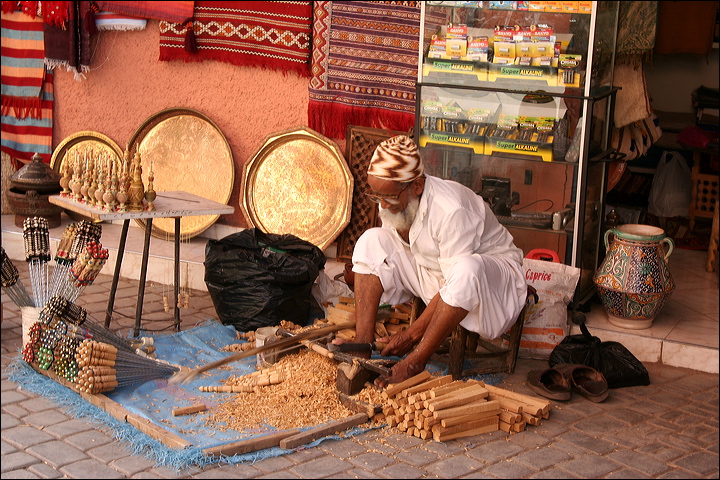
top-left (594, 224), bottom-right (675, 329)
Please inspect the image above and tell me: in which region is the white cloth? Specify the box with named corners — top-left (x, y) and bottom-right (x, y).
top-left (352, 175), bottom-right (527, 340)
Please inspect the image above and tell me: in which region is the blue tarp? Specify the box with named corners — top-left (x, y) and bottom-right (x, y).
top-left (8, 320), bottom-right (379, 469)
top-left (9, 319), bottom-right (506, 470)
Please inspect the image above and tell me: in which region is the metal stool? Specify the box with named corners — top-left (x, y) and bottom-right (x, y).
top-left (431, 286), bottom-right (538, 380)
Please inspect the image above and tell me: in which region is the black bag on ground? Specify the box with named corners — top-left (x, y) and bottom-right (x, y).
top-left (204, 228), bottom-right (326, 332)
top-left (548, 321), bottom-right (650, 389)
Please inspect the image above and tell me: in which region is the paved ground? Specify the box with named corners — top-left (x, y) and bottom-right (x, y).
top-left (2, 272), bottom-right (719, 479)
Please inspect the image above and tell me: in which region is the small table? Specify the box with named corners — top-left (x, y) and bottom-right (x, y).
top-left (49, 191), bottom-right (234, 336)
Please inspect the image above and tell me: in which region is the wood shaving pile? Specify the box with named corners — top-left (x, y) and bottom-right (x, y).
top-left (206, 349), bottom-right (356, 432)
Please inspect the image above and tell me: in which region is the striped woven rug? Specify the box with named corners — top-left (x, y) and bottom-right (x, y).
top-left (1, 10), bottom-right (53, 166)
top-left (158, 1), bottom-right (313, 78)
top-left (308, 1), bottom-right (423, 140)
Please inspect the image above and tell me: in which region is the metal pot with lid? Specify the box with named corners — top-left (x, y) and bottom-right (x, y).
top-left (11, 152), bottom-right (62, 192)
top-left (7, 153), bottom-right (63, 228)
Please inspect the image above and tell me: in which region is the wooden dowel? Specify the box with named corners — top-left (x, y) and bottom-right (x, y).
top-left (172, 403), bottom-right (207, 416)
top-left (441, 409), bottom-right (499, 428)
top-left (481, 383), bottom-right (551, 414)
top-left (202, 429), bottom-right (302, 457)
top-left (279, 413), bottom-right (369, 449)
top-left (383, 370), bottom-right (432, 399)
top-left (426, 384), bottom-right (489, 412)
top-left (432, 399), bottom-right (500, 420)
top-left (401, 374), bottom-right (452, 398)
top-left (433, 422), bottom-right (498, 442)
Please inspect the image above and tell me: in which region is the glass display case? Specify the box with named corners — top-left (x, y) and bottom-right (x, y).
top-left (416, 1), bottom-right (619, 306)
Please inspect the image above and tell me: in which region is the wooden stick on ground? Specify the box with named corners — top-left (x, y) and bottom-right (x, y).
top-left (168, 322), bottom-right (354, 385)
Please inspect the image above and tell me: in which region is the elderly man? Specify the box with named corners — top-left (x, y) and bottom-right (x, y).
top-left (346, 135), bottom-right (527, 388)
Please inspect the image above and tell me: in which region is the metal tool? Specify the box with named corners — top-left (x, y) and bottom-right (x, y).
top-left (277, 329), bottom-right (394, 395)
top-left (327, 341), bottom-right (388, 354)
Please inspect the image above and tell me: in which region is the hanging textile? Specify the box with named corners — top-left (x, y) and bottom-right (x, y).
top-left (615, 1), bottom-right (658, 65)
top-left (308, 1), bottom-right (422, 140)
top-left (1, 10), bottom-right (45, 119)
top-left (94, 11), bottom-right (146, 31)
top-left (158, 1), bottom-right (312, 78)
top-left (94, 1), bottom-right (193, 23)
top-left (1, 9), bottom-right (54, 167)
top-left (1, 69), bottom-right (54, 167)
top-left (43, 1), bottom-right (91, 80)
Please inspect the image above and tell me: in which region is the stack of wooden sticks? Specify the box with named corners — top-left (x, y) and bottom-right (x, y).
top-left (379, 370), bottom-right (551, 441)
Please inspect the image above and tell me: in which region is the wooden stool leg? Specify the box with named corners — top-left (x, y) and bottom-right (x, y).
top-left (448, 326), bottom-right (467, 380)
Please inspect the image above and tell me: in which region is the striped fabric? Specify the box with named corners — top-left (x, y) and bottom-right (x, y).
top-left (94, 11), bottom-right (147, 31)
top-left (1, 10), bottom-right (53, 165)
top-left (95, 1), bottom-right (194, 23)
top-left (159, 1), bottom-right (312, 77)
top-left (307, 1), bottom-right (422, 140)
top-left (1, 10), bottom-right (45, 119)
top-left (0, 69), bottom-right (53, 165)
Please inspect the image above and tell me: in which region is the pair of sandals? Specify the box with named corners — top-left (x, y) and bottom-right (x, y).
top-left (527, 364), bottom-right (609, 403)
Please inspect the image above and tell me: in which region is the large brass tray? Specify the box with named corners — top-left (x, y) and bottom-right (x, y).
top-left (241, 127), bottom-right (353, 251)
top-left (50, 131), bottom-right (124, 223)
top-left (127, 108), bottom-right (234, 240)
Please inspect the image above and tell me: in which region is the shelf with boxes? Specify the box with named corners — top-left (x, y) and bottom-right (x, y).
top-left (416, 1), bottom-right (620, 306)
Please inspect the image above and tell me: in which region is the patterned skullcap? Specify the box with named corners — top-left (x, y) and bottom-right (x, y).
top-left (368, 135), bottom-right (424, 182)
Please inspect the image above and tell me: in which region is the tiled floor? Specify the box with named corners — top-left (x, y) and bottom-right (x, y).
top-left (2, 213), bottom-right (718, 374)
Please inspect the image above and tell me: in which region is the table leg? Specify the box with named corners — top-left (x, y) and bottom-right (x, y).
top-left (105, 219), bottom-right (130, 328)
top-left (133, 218), bottom-right (153, 337)
top-left (174, 217), bottom-right (181, 331)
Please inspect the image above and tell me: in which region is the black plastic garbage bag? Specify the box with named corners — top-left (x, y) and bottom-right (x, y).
top-left (204, 228), bottom-right (326, 332)
top-left (548, 321), bottom-right (650, 389)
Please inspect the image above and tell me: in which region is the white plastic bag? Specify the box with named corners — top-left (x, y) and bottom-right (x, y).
top-left (519, 258), bottom-right (581, 360)
top-left (648, 150), bottom-right (692, 218)
top-left (311, 270), bottom-right (353, 318)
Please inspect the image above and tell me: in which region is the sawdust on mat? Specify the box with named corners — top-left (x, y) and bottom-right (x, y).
top-left (207, 349), bottom-right (360, 432)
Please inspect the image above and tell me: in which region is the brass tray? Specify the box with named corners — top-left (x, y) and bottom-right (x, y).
top-left (241, 127), bottom-right (353, 251)
top-left (127, 108), bottom-right (234, 240)
top-left (50, 131), bottom-right (124, 223)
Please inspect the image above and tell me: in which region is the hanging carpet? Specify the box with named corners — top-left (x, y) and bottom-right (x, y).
top-left (1, 10), bottom-right (53, 165)
top-left (158, 1), bottom-right (313, 78)
top-left (95, 0), bottom-right (194, 23)
top-left (43, 0), bottom-right (91, 80)
top-left (308, 1), bottom-right (423, 140)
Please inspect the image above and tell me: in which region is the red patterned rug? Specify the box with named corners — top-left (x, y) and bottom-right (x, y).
top-left (158, 1), bottom-right (312, 78)
top-left (308, 1), bottom-right (423, 140)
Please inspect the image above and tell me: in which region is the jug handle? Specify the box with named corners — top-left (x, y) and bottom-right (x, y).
top-left (661, 237), bottom-right (674, 261)
top-left (603, 229), bottom-right (614, 250)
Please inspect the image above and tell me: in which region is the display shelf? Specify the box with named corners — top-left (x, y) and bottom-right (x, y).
top-left (416, 1), bottom-right (619, 306)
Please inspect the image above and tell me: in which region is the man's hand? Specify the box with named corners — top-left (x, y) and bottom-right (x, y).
top-left (374, 356), bottom-right (426, 389)
top-left (378, 329), bottom-right (417, 358)
top-left (330, 337), bottom-right (371, 359)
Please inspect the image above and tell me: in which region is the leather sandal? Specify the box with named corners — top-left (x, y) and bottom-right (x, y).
top-left (553, 363), bottom-right (609, 403)
top-left (526, 368), bottom-right (571, 401)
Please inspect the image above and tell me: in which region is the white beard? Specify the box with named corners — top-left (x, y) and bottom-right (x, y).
top-left (379, 196), bottom-right (420, 232)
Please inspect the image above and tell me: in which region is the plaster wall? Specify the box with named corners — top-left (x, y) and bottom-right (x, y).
top-left (52, 20), bottom-right (319, 229)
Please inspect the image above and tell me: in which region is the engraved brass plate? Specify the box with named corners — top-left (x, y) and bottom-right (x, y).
top-left (50, 131), bottom-right (124, 223)
top-left (127, 108), bottom-right (234, 240)
top-left (241, 127), bottom-right (353, 251)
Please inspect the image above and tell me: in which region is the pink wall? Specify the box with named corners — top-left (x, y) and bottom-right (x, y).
top-left (53, 20), bottom-right (341, 228)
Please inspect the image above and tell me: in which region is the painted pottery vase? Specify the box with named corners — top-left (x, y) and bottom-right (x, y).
top-left (594, 224), bottom-right (675, 329)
